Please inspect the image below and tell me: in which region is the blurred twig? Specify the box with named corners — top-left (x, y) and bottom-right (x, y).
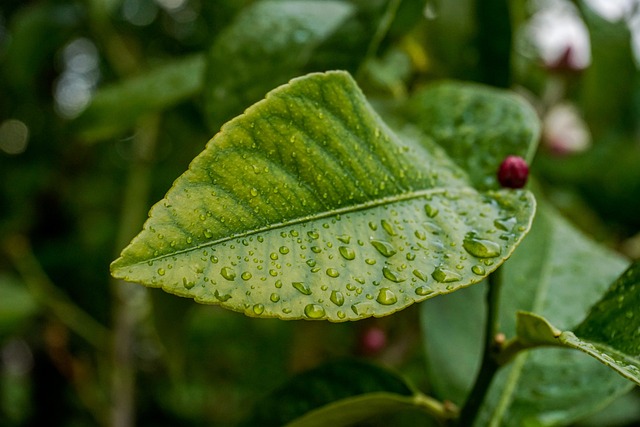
top-left (2, 234), bottom-right (110, 349)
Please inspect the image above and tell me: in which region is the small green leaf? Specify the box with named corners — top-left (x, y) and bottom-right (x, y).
top-left (72, 54), bottom-right (205, 141)
top-left (203, 0), bottom-right (355, 130)
top-left (517, 261), bottom-right (640, 386)
top-left (401, 81), bottom-right (540, 189)
top-left (240, 359), bottom-right (446, 427)
top-left (111, 71), bottom-right (536, 321)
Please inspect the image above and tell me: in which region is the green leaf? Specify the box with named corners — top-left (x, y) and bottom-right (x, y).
top-left (241, 359), bottom-right (447, 427)
top-left (202, 0), bottom-right (355, 130)
top-left (72, 54), bottom-right (205, 141)
top-left (421, 201), bottom-right (632, 425)
top-left (111, 71), bottom-right (536, 321)
top-left (516, 261), bottom-right (640, 386)
top-left (401, 81), bottom-right (540, 189)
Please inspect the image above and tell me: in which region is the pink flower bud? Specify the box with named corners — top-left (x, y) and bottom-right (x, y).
top-left (497, 156), bottom-right (529, 189)
top-left (358, 326), bottom-right (387, 356)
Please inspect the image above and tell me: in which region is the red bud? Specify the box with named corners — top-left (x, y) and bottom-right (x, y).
top-left (497, 156), bottom-right (529, 189)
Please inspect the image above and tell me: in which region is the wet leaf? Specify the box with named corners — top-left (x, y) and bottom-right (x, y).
top-left (516, 261), bottom-right (640, 386)
top-left (401, 81), bottom-right (539, 189)
top-left (421, 201), bottom-right (633, 425)
top-left (240, 359), bottom-right (439, 427)
top-left (72, 54), bottom-right (205, 141)
top-left (203, 0), bottom-right (355, 130)
top-left (111, 71), bottom-right (535, 321)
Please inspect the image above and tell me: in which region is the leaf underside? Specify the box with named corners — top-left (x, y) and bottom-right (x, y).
top-left (517, 261), bottom-right (640, 386)
top-left (111, 71), bottom-right (536, 321)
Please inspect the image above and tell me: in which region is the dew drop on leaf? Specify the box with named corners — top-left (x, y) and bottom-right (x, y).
top-left (381, 219), bottom-right (396, 236)
top-left (326, 268), bottom-right (340, 278)
top-left (424, 204), bottom-right (439, 218)
top-left (370, 240), bottom-right (397, 257)
top-left (157, 268), bottom-right (166, 276)
top-left (241, 272), bottom-right (252, 280)
top-left (270, 293), bottom-right (280, 303)
top-left (330, 290), bottom-right (345, 306)
top-left (253, 304), bottom-right (265, 315)
top-left (415, 286), bottom-right (433, 296)
top-left (376, 288), bottom-right (398, 305)
top-left (304, 304), bottom-right (326, 319)
top-left (432, 266), bottom-right (462, 283)
top-left (382, 266), bottom-right (405, 283)
top-left (339, 246), bottom-right (356, 260)
top-left (292, 281), bottom-right (312, 295)
top-left (463, 233), bottom-right (502, 258)
top-left (471, 265), bottom-right (486, 275)
top-left (220, 267), bottom-right (236, 281)
top-left (279, 246), bottom-right (290, 254)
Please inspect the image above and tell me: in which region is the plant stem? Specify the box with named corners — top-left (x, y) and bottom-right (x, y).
top-left (3, 235), bottom-right (110, 349)
top-left (457, 267), bottom-right (504, 426)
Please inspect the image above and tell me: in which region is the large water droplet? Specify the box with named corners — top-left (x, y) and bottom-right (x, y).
top-left (424, 204), bottom-right (439, 218)
top-left (376, 288), bottom-right (398, 305)
top-left (270, 293), bottom-right (280, 302)
top-left (279, 246), bottom-right (290, 254)
top-left (292, 281), bottom-right (312, 295)
top-left (330, 290), bottom-right (345, 306)
top-left (494, 217), bottom-right (517, 231)
top-left (415, 286), bottom-right (433, 296)
top-left (252, 304), bottom-right (264, 315)
top-left (471, 265), bottom-right (486, 275)
top-left (383, 266), bottom-right (405, 283)
top-left (413, 269), bottom-right (429, 282)
top-left (241, 272), bottom-right (252, 281)
top-left (339, 246), bottom-right (356, 260)
top-left (381, 219), bottom-right (396, 236)
top-left (221, 267), bottom-right (236, 281)
top-left (326, 268), bottom-right (340, 278)
top-left (463, 234), bottom-right (501, 258)
top-left (157, 268), bottom-right (166, 276)
top-left (214, 290), bottom-right (231, 302)
top-left (432, 266), bottom-right (462, 283)
top-left (304, 304), bottom-right (326, 319)
top-left (370, 240), bottom-right (397, 257)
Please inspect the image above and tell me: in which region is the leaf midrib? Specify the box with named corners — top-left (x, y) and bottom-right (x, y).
top-left (119, 186), bottom-right (477, 269)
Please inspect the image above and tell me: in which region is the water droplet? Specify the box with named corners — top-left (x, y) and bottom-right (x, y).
top-left (383, 266), bottom-right (405, 283)
top-left (368, 221), bottom-right (378, 231)
top-left (214, 290), bottom-right (231, 302)
top-left (337, 311), bottom-right (346, 319)
top-left (250, 188), bottom-right (259, 197)
top-left (292, 282), bottom-right (312, 295)
top-left (204, 229), bottom-right (213, 239)
top-left (339, 246), bottom-right (356, 260)
top-left (406, 252), bottom-right (416, 261)
top-left (415, 286), bottom-right (433, 296)
top-left (472, 265), bottom-right (486, 275)
top-left (463, 234), bottom-right (501, 258)
top-left (157, 268), bottom-right (166, 276)
top-left (304, 304), bottom-right (326, 319)
top-left (415, 230), bottom-right (427, 240)
top-left (210, 255), bottom-right (219, 263)
top-left (270, 293), bottom-right (280, 302)
top-left (279, 246), bottom-right (290, 254)
top-left (306, 259), bottom-right (316, 267)
top-left (330, 290), bottom-right (345, 306)
top-left (432, 267), bottom-right (462, 283)
top-left (187, 236), bottom-right (193, 244)
top-left (270, 252), bottom-right (278, 260)
top-left (307, 230), bottom-right (319, 239)
top-left (182, 277), bottom-right (195, 289)
top-left (275, 280), bottom-right (283, 288)
top-left (241, 272), bottom-right (252, 280)
top-left (413, 269), bottom-right (428, 282)
top-left (381, 219), bottom-right (396, 236)
top-left (494, 217), bottom-right (517, 231)
top-left (253, 304), bottom-right (264, 315)
top-left (424, 204), bottom-right (439, 218)
top-left (337, 235), bottom-right (351, 244)
top-left (311, 246), bottom-right (321, 254)
top-left (221, 267), bottom-right (236, 281)
top-left (370, 240), bottom-right (397, 257)
top-left (326, 268), bottom-right (340, 278)
top-left (376, 288), bottom-right (398, 305)
top-left (365, 258), bottom-right (377, 265)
